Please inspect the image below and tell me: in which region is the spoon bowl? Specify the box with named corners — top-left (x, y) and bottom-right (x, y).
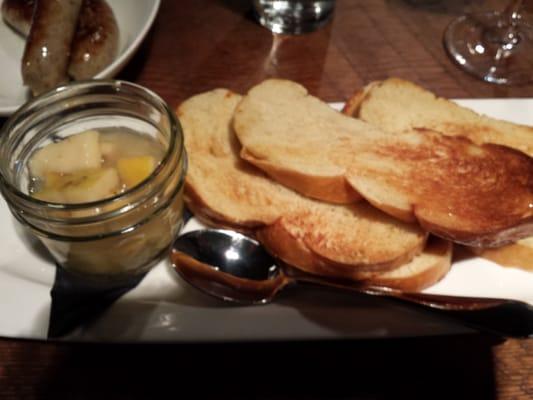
top-left (171, 229), bottom-right (289, 304)
top-left (170, 229), bottom-right (533, 337)
top-left (172, 229), bottom-right (280, 281)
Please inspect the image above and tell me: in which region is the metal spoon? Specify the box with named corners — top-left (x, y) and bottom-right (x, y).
top-left (170, 229), bottom-right (533, 338)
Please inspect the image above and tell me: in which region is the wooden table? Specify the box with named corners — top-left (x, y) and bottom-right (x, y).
top-left (1, 0), bottom-right (532, 398)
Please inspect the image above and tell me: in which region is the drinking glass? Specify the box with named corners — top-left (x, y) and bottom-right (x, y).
top-left (444, 0), bottom-right (533, 84)
top-left (253, 0), bottom-right (336, 34)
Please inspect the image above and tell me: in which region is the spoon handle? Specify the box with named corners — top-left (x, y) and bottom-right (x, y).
top-left (365, 287), bottom-right (533, 338)
top-left (294, 274), bottom-right (533, 338)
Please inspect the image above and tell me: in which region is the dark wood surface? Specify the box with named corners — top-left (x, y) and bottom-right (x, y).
top-left (1, 0), bottom-right (533, 398)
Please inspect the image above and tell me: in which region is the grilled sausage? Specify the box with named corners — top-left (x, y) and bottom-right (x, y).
top-left (68, 0), bottom-right (119, 80)
top-left (21, 0), bottom-right (82, 95)
top-left (2, 0), bottom-right (119, 92)
top-left (1, 0), bottom-right (34, 36)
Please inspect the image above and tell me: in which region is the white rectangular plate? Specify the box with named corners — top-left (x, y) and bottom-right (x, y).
top-left (1, 99), bottom-right (532, 342)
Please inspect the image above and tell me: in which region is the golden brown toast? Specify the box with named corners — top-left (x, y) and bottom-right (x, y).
top-left (343, 77), bottom-right (533, 157)
top-left (344, 128), bottom-right (533, 247)
top-left (233, 79), bottom-right (384, 204)
top-left (358, 236), bottom-right (452, 292)
top-left (233, 79), bottom-right (533, 247)
top-left (343, 77), bottom-right (533, 265)
top-left (177, 88), bottom-right (451, 290)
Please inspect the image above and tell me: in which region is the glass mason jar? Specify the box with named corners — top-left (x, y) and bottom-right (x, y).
top-left (0, 80), bottom-right (186, 282)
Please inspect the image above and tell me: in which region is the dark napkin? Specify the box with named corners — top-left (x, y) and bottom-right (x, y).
top-left (47, 209), bottom-right (193, 339)
top-left (48, 268), bottom-right (145, 338)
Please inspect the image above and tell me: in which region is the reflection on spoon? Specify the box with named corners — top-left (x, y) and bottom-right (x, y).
top-left (170, 229), bottom-right (533, 337)
top-left (171, 229), bottom-right (285, 304)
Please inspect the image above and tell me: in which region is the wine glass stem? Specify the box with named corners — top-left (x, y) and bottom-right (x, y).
top-left (486, 0), bottom-right (524, 53)
top-left (502, 0), bottom-right (523, 39)
top-left (503, 0), bottom-right (524, 22)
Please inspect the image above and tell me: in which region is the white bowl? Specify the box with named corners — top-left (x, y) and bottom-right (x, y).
top-left (0, 0), bottom-right (161, 116)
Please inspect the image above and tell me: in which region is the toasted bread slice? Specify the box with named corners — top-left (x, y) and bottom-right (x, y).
top-left (344, 128), bottom-right (533, 247)
top-left (362, 236), bottom-right (452, 292)
top-left (343, 78), bottom-right (533, 265)
top-left (260, 222), bottom-right (452, 291)
top-left (177, 89), bottom-right (297, 228)
top-left (233, 79), bottom-right (533, 247)
top-left (177, 88), bottom-right (440, 287)
top-left (343, 77), bottom-right (533, 157)
top-left (233, 79), bottom-right (389, 204)
top-left (255, 201), bottom-right (425, 277)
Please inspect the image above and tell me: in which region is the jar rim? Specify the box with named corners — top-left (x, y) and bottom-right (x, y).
top-left (0, 79), bottom-right (184, 211)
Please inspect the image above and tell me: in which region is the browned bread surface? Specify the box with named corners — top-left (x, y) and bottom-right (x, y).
top-left (259, 221), bottom-right (452, 291)
top-left (256, 201), bottom-right (426, 277)
top-left (234, 79), bottom-right (533, 247)
top-left (362, 236), bottom-right (452, 292)
top-left (233, 79), bottom-right (386, 204)
top-left (178, 89), bottom-right (300, 228)
top-left (177, 88), bottom-right (443, 287)
top-left (344, 128), bottom-right (533, 247)
top-left (344, 77), bottom-right (533, 261)
top-left (343, 77), bottom-right (533, 157)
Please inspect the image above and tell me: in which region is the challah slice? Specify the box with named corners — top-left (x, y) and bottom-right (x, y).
top-left (342, 77), bottom-right (533, 157)
top-left (360, 236), bottom-right (452, 292)
top-left (232, 79), bottom-right (386, 204)
top-left (343, 128), bottom-right (533, 247)
top-left (177, 88), bottom-right (451, 289)
top-left (233, 79), bottom-right (533, 247)
top-left (343, 78), bottom-right (533, 265)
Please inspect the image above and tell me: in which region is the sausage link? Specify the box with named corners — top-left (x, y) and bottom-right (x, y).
top-left (3, 0), bottom-right (118, 83)
top-left (68, 0), bottom-right (119, 80)
top-left (21, 0), bottom-right (82, 96)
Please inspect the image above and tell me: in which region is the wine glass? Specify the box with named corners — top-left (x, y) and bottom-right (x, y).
top-left (444, 0), bottom-right (533, 84)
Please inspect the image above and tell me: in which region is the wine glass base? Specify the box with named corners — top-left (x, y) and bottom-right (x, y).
top-left (444, 11), bottom-right (533, 85)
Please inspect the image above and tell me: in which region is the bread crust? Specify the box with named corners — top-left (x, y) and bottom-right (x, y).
top-left (184, 183), bottom-right (266, 233)
top-left (241, 148), bottom-right (361, 204)
top-left (343, 77), bottom-right (533, 267)
top-left (343, 77), bottom-right (533, 157)
top-left (256, 214), bottom-right (426, 280)
top-left (362, 237), bottom-right (452, 291)
top-left (233, 79), bottom-right (389, 205)
top-left (190, 195), bottom-right (448, 291)
top-left (234, 79), bottom-right (533, 248)
top-left (342, 81), bottom-right (380, 117)
top-left (349, 130), bottom-right (533, 247)
top-left (179, 87), bottom-right (431, 286)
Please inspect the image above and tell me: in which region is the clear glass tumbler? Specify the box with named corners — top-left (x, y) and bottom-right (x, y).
top-left (253, 0), bottom-right (336, 34)
top-left (0, 80), bottom-right (187, 282)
